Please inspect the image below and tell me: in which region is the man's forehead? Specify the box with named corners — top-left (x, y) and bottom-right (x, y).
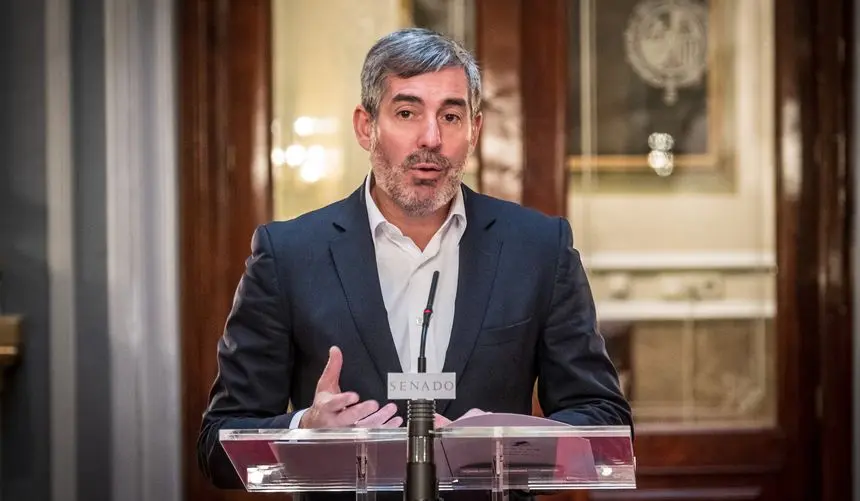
top-left (381, 68), bottom-right (469, 104)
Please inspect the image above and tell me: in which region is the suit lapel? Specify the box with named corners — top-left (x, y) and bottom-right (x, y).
top-left (330, 187), bottom-right (403, 387)
top-left (440, 188), bottom-right (502, 415)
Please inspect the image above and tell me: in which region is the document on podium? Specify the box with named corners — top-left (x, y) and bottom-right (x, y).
top-left (267, 428), bottom-right (416, 492)
top-left (436, 413), bottom-right (600, 489)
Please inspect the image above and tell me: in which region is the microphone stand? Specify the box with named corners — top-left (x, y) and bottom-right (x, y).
top-left (404, 271), bottom-right (442, 501)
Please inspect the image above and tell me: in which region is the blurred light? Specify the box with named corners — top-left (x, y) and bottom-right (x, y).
top-left (648, 151), bottom-right (674, 177)
top-left (294, 116), bottom-right (315, 137)
top-left (306, 145), bottom-right (325, 162)
top-left (299, 164), bottom-right (325, 183)
top-left (284, 144), bottom-right (307, 167)
top-left (647, 132), bottom-right (675, 177)
top-left (293, 116), bottom-right (338, 137)
top-left (270, 147), bottom-right (286, 167)
top-left (648, 132), bottom-right (674, 151)
top-left (247, 469), bottom-right (264, 485)
top-left (299, 145), bottom-right (327, 183)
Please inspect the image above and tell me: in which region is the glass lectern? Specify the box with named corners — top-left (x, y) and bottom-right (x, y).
top-left (219, 414), bottom-right (635, 500)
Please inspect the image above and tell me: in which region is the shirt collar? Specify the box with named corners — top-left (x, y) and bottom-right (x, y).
top-left (364, 172), bottom-right (467, 237)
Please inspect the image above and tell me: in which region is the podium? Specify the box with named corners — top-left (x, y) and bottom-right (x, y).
top-left (219, 414), bottom-right (635, 500)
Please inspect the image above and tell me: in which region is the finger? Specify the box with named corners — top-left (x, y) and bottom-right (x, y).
top-left (334, 400), bottom-right (381, 426)
top-left (354, 403), bottom-right (398, 427)
top-left (354, 403), bottom-right (396, 427)
top-left (317, 391), bottom-right (360, 411)
top-left (316, 346), bottom-right (343, 393)
top-left (381, 416), bottom-right (403, 428)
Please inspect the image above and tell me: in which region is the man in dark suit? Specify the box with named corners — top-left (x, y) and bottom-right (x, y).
top-left (198, 27), bottom-right (631, 494)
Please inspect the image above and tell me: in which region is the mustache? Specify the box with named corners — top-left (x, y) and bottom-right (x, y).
top-left (403, 150), bottom-right (452, 170)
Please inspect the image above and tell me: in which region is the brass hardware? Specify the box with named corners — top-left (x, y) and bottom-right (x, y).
top-left (0, 315), bottom-right (22, 390)
top-left (0, 315), bottom-right (21, 359)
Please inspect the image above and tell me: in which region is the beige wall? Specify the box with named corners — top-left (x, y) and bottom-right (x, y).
top-left (271, 0), bottom-right (406, 221)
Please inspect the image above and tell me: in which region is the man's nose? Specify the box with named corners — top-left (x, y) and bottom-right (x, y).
top-left (417, 117), bottom-right (442, 150)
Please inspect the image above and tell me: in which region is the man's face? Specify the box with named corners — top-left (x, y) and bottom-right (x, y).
top-left (355, 67), bottom-right (482, 217)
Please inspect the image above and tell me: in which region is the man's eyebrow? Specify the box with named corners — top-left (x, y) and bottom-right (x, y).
top-left (442, 98), bottom-right (467, 109)
top-left (392, 93), bottom-right (423, 105)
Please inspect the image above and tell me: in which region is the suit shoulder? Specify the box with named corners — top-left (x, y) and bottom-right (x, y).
top-left (258, 197), bottom-right (347, 249)
top-left (473, 191), bottom-right (566, 241)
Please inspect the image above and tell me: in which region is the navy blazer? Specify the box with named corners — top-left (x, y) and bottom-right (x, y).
top-left (198, 183), bottom-right (632, 491)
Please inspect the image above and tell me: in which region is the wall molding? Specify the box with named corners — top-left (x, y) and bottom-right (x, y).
top-left (583, 251), bottom-right (777, 272)
top-left (104, 0), bottom-right (180, 500)
top-left (597, 300), bottom-right (775, 322)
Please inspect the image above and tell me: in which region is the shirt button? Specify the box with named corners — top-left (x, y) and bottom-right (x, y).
top-left (416, 316), bottom-right (423, 326)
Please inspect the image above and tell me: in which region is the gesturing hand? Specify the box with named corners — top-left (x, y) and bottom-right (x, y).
top-left (299, 346), bottom-right (403, 429)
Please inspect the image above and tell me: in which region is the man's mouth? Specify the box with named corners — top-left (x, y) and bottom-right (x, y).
top-left (412, 163), bottom-right (443, 172)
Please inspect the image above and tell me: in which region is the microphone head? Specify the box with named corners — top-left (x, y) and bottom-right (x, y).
top-left (426, 271), bottom-right (440, 310)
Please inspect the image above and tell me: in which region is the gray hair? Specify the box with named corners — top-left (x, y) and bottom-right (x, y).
top-left (360, 28), bottom-right (482, 120)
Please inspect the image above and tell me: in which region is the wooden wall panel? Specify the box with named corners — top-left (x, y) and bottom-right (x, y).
top-left (179, 1), bottom-right (276, 500)
top-left (810, 0), bottom-right (854, 500)
top-left (520, 0), bottom-right (568, 217)
top-left (475, 0), bottom-right (523, 202)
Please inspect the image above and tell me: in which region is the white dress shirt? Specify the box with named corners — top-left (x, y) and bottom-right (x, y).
top-left (364, 173), bottom-right (465, 374)
top-left (290, 174), bottom-right (466, 426)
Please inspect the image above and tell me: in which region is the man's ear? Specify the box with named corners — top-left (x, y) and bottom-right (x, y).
top-left (470, 112), bottom-right (484, 149)
top-left (353, 105), bottom-right (373, 151)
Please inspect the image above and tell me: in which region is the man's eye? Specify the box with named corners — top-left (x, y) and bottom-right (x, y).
top-left (443, 114), bottom-right (461, 123)
top-left (397, 110), bottom-right (413, 119)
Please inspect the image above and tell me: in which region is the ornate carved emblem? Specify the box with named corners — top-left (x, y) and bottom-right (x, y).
top-left (624, 0), bottom-right (708, 105)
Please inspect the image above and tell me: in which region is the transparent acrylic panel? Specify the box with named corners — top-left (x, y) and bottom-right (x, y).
top-left (271, 0), bottom-right (477, 221)
top-left (219, 425), bottom-right (634, 493)
top-left (438, 426), bottom-right (635, 491)
top-left (221, 428), bottom-right (415, 492)
top-left (566, 0), bottom-right (777, 429)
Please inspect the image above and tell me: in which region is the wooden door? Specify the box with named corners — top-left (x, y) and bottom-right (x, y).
top-left (178, 1), bottom-right (853, 501)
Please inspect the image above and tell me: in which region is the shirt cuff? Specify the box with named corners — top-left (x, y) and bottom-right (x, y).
top-left (289, 408), bottom-right (308, 428)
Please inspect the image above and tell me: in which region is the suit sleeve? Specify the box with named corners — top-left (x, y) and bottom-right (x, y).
top-left (537, 218), bottom-right (633, 430)
top-left (197, 225), bottom-right (298, 489)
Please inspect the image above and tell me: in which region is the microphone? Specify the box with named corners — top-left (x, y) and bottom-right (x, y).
top-left (417, 271), bottom-right (440, 374)
top-left (405, 271), bottom-right (441, 501)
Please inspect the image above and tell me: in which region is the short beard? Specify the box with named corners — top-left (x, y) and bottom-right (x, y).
top-left (369, 131), bottom-right (466, 217)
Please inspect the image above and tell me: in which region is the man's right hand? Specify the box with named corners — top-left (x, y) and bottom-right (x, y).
top-left (299, 346), bottom-right (403, 429)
